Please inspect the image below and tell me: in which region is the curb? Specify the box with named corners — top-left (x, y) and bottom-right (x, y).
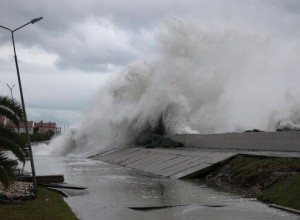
top-left (269, 204), bottom-right (300, 215)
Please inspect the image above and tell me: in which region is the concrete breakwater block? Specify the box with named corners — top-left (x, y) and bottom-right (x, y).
top-left (20, 175), bottom-right (64, 184)
top-left (92, 147), bottom-right (236, 179)
top-left (167, 132), bottom-right (300, 152)
top-left (41, 183), bottom-right (87, 190)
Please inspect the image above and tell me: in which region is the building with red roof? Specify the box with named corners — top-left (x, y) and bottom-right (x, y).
top-left (1, 118), bottom-right (60, 135)
top-left (34, 121), bottom-right (61, 134)
top-left (6, 121), bottom-right (35, 134)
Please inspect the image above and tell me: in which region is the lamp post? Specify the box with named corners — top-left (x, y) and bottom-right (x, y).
top-left (6, 83), bottom-right (15, 100)
top-left (0, 17), bottom-right (43, 187)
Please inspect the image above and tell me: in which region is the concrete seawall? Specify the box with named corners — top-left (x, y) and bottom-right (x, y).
top-left (92, 147), bottom-right (236, 179)
top-left (93, 132), bottom-right (300, 180)
top-left (167, 131), bottom-right (300, 152)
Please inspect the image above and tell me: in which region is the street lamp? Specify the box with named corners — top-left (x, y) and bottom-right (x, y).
top-left (0, 17), bottom-right (43, 187)
top-left (6, 83), bottom-right (15, 100)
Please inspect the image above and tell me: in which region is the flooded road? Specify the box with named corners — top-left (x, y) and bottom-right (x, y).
top-left (24, 154), bottom-right (299, 220)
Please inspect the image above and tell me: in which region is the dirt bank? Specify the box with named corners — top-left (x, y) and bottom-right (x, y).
top-left (204, 155), bottom-right (300, 210)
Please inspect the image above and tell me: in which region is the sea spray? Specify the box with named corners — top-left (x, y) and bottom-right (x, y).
top-left (46, 19), bottom-right (300, 156)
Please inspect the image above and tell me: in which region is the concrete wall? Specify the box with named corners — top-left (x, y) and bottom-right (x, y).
top-left (167, 131), bottom-right (300, 152)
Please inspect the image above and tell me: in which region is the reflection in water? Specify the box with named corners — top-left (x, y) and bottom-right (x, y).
top-left (23, 153), bottom-right (299, 220)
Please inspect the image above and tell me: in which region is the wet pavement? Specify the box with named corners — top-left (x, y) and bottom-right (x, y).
top-left (24, 154), bottom-right (299, 220)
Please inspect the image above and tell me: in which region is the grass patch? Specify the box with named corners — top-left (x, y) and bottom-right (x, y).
top-left (227, 155), bottom-right (300, 189)
top-left (206, 155), bottom-right (300, 211)
top-left (0, 186), bottom-right (77, 220)
top-left (258, 173), bottom-right (300, 210)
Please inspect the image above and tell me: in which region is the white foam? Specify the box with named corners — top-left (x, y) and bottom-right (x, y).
top-left (46, 17), bottom-right (300, 155)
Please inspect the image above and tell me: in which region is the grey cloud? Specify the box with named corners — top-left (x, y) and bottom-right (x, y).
top-left (2, 0), bottom-right (300, 126)
top-left (28, 107), bottom-right (83, 125)
top-left (53, 45), bottom-right (140, 72)
top-left (2, 0), bottom-right (300, 73)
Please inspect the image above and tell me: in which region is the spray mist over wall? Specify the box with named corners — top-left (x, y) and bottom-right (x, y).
top-left (45, 18), bottom-right (300, 156)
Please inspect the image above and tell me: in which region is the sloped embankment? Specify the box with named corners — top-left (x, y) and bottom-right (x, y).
top-left (205, 155), bottom-right (300, 211)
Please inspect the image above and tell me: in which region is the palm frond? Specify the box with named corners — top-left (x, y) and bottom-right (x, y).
top-left (0, 107), bottom-right (21, 126)
top-left (0, 95), bottom-right (23, 125)
top-left (0, 152), bottom-right (15, 188)
top-left (0, 126), bottom-right (25, 145)
top-left (0, 137), bottom-right (25, 164)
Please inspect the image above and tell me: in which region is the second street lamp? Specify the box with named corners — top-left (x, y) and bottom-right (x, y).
top-left (0, 17), bottom-right (43, 187)
top-left (6, 83), bottom-right (15, 100)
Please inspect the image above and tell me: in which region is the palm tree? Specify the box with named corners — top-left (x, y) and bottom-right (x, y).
top-left (0, 95), bottom-right (26, 187)
top-left (0, 95), bottom-right (23, 126)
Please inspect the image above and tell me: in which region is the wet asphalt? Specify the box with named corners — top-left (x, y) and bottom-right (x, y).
top-left (24, 154), bottom-right (299, 220)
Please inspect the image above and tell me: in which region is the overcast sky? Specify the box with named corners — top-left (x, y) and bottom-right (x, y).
top-left (1, 0), bottom-right (300, 127)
